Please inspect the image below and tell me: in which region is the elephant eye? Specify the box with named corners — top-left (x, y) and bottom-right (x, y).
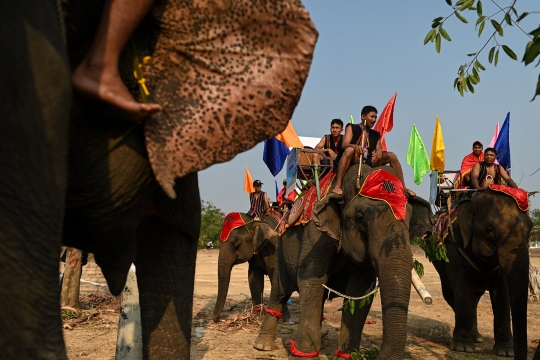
top-left (486, 226), bottom-right (496, 239)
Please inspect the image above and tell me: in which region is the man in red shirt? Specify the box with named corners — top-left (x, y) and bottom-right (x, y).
top-left (277, 179), bottom-right (297, 211)
top-left (456, 140), bottom-right (484, 189)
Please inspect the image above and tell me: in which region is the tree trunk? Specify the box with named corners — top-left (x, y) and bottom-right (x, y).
top-left (61, 247), bottom-right (82, 309)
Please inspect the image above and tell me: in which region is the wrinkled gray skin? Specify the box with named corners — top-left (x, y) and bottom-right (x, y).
top-left (0, 1), bottom-right (71, 358)
top-left (213, 214), bottom-right (280, 323)
top-left (254, 165), bottom-right (416, 359)
top-left (427, 191), bottom-right (532, 359)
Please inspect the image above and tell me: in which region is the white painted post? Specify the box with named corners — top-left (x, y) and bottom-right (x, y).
top-left (115, 265), bottom-right (142, 360)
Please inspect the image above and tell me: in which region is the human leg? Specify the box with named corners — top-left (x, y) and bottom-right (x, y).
top-left (373, 152), bottom-right (416, 197)
top-left (332, 147), bottom-right (354, 195)
top-left (72, 0), bottom-right (162, 121)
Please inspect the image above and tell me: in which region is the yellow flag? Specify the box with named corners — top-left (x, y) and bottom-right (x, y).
top-left (276, 121), bottom-right (303, 148)
top-left (430, 115), bottom-right (445, 172)
top-left (244, 166), bottom-right (255, 194)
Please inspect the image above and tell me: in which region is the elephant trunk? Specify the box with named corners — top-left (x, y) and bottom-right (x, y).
top-left (212, 244), bottom-right (235, 322)
top-left (374, 238), bottom-right (412, 359)
top-left (500, 244), bottom-right (529, 359)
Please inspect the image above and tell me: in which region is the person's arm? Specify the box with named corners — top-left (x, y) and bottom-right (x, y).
top-left (264, 193), bottom-right (271, 212)
top-left (470, 162), bottom-right (481, 190)
top-left (499, 167), bottom-right (518, 188)
top-left (371, 139), bottom-right (383, 163)
top-left (341, 124), bottom-right (362, 156)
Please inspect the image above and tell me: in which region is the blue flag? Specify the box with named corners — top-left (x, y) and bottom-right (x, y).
top-left (494, 112), bottom-right (511, 170)
top-left (275, 180), bottom-right (279, 200)
top-left (263, 137), bottom-right (290, 176)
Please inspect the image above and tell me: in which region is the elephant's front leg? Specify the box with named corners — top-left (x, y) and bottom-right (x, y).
top-left (489, 270), bottom-right (514, 357)
top-left (336, 265), bottom-right (376, 357)
top-left (450, 270), bottom-right (480, 353)
top-left (248, 262), bottom-right (264, 310)
top-left (135, 174), bottom-right (200, 360)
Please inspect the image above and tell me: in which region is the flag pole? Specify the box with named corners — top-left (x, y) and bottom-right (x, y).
top-left (356, 117), bottom-right (367, 189)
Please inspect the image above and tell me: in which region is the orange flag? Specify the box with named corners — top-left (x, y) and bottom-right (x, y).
top-left (276, 121), bottom-right (303, 148)
top-left (244, 166), bottom-right (255, 193)
top-left (373, 92), bottom-right (397, 151)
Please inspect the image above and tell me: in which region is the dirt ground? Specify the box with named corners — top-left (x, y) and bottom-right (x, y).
top-left (63, 247), bottom-right (540, 359)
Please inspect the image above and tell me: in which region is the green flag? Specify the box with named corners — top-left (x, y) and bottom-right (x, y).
top-left (349, 114), bottom-right (354, 124)
top-left (406, 125), bottom-right (430, 185)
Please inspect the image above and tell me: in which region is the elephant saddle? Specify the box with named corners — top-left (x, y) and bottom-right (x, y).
top-left (433, 207), bottom-right (459, 243)
top-left (358, 169), bottom-right (407, 221)
top-left (278, 172), bottom-right (335, 235)
top-left (489, 185), bottom-right (529, 211)
top-left (220, 212), bottom-right (245, 242)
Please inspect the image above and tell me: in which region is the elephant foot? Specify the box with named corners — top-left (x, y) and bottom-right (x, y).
top-left (472, 330), bottom-right (483, 343)
top-left (452, 338), bottom-right (475, 353)
top-left (254, 334), bottom-right (276, 351)
top-left (492, 341), bottom-right (514, 357)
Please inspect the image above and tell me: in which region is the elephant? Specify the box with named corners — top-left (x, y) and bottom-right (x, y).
top-left (428, 188), bottom-right (532, 358)
top-left (213, 212), bottom-right (281, 322)
top-left (254, 164), bottom-right (416, 359)
top-left (1, 1), bottom-right (317, 358)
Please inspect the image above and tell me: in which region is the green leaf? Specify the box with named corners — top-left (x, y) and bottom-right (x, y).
top-left (467, 52), bottom-right (477, 57)
top-left (455, 0), bottom-right (464, 6)
top-left (350, 300), bottom-right (355, 315)
top-left (504, 13), bottom-right (512, 26)
top-left (436, 33), bottom-right (442, 53)
top-left (476, 15), bottom-right (486, 26)
top-left (459, 83), bottom-right (464, 96)
top-left (455, 11), bottom-right (468, 23)
top-left (433, 17), bottom-right (444, 22)
top-left (454, 77), bottom-right (460, 89)
top-left (530, 25), bottom-right (540, 38)
top-left (491, 20), bottom-right (503, 36)
top-left (531, 73), bottom-right (540, 101)
top-left (458, 0), bottom-right (474, 11)
top-left (477, 0), bottom-right (482, 16)
top-left (446, 0), bottom-right (452, 5)
top-left (523, 39), bottom-right (540, 66)
top-left (488, 46), bottom-right (496, 63)
top-left (462, 77), bottom-right (468, 92)
top-left (469, 74), bottom-right (477, 84)
top-left (502, 45), bottom-right (517, 60)
top-left (439, 27), bottom-right (451, 41)
top-left (424, 29), bottom-right (436, 45)
top-left (472, 67), bottom-right (480, 81)
top-left (475, 60), bottom-right (485, 71)
top-left (478, 21), bottom-right (485, 37)
top-left (495, 49), bottom-right (500, 66)
top-left (517, 12), bottom-right (530, 23)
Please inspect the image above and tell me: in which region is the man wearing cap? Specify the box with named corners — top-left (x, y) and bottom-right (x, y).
top-left (457, 140), bottom-right (484, 189)
top-left (247, 180), bottom-right (271, 220)
top-left (277, 179), bottom-right (297, 211)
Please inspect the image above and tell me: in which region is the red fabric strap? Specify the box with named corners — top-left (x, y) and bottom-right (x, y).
top-left (289, 340), bottom-right (320, 358)
top-left (265, 308), bottom-right (282, 318)
top-left (334, 349), bottom-right (351, 359)
top-left (253, 307), bottom-right (261, 312)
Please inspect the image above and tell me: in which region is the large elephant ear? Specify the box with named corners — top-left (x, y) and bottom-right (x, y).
top-left (456, 200), bottom-right (473, 248)
top-left (312, 192), bottom-right (342, 242)
top-left (144, 0), bottom-right (318, 198)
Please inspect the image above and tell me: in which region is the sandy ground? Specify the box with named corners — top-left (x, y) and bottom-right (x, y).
top-left (63, 248), bottom-right (540, 359)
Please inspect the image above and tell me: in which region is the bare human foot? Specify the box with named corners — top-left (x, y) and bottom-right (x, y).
top-left (72, 60), bottom-right (162, 122)
top-left (332, 186), bottom-right (343, 195)
top-left (405, 188), bottom-right (416, 197)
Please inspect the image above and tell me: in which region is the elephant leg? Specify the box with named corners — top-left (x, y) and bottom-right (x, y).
top-left (450, 278), bottom-right (478, 353)
top-left (336, 266), bottom-right (376, 356)
top-left (248, 263), bottom-right (264, 309)
top-left (135, 174), bottom-right (200, 360)
top-left (471, 293), bottom-right (484, 343)
top-left (489, 271), bottom-right (514, 357)
top-left (254, 235), bottom-right (296, 351)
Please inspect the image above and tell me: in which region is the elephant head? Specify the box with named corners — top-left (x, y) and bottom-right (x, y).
top-left (213, 213), bottom-right (279, 322)
top-left (313, 164), bottom-right (413, 358)
top-left (408, 195), bottom-right (435, 240)
top-left (64, 0), bottom-right (318, 199)
top-left (454, 189), bottom-right (532, 358)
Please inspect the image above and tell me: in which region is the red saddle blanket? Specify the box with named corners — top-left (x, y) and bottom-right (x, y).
top-left (278, 172), bottom-right (335, 235)
top-left (220, 212), bottom-right (245, 242)
top-left (434, 207), bottom-right (459, 242)
top-left (359, 169), bottom-right (407, 221)
top-left (489, 184), bottom-right (529, 211)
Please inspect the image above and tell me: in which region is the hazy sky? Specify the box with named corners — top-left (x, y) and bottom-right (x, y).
top-left (199, 0), bottom-right (540, 215)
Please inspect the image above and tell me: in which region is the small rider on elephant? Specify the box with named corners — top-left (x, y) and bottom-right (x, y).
top-left (247, 180), bottom-right (271, 220)
top-left (312, 118), bottom-right (344, 170)
top-left (470, 147), bottom-right (517, 194)
top-left (332, 105), bottom-right (415, 197)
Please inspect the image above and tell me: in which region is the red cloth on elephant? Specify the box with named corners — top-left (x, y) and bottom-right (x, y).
top-left (434, 207), bottom-right (458, 242)
top-left (219, 212), bottom-right (245, 242)
top-left (358, 169), bottom-right (407, 221)
top-left (334, 349), bottom-right (351, 359)
top-left (277, 171), bottom-right (335, 235)
top-left (289, 340), bottom-right (320, 358)
top-left (488, 185), bottom-right (529, 211)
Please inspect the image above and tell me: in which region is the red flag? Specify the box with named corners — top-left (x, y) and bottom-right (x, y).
top-left (373, 92), bottom-right (397, 151)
